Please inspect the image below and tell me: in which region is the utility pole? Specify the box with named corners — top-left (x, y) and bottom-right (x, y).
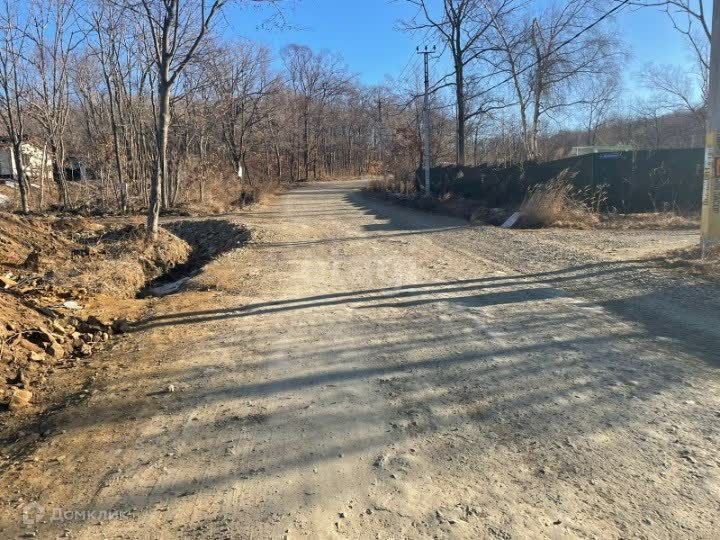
top-left (377, 96), bottom-right (385, 178)
top-left (702, 0), bottom-right (720, 247)
top-left (418, 45), bottom-right (435, 197)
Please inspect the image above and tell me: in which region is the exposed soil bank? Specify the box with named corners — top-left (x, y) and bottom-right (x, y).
top-left (140, 220), bottom-right (249, 297)
top-left (0, 213), bottom-right (248, 417)
top-left (0, 213), bottom-right (191, 415)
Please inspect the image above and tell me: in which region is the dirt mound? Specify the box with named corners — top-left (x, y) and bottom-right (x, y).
top-left (0, 211), bottom-right (192, 413)
top-left (141, 219), bottom-right (249, 296)
top-left (1, 215), bottom-right (190, 297)
top-left (68, 224), bottom-right (191, 297)
top-left (165, 219), bottom-right (249, 266)
top-left (0, 213), bottom-right (76, 267)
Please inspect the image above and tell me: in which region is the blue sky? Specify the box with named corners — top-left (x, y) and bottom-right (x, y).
top-left (225, 0), bottom-right (709, 91)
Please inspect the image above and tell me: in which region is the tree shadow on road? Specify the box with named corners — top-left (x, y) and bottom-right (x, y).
top-left (127, 256), bottom-right (720, 366)
top-left (4, 185), bottom-right (720, 537)
top-left (9, 279), bottom-right (719, 536)
top-left (345, 189), bottom-right (466, 232)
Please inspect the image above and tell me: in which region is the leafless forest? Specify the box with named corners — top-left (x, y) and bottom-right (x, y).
top-left (0, 0), bottom-right (709, 232)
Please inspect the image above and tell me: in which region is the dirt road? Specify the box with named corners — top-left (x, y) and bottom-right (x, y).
top-left (2, 181), bottom-right (720, 539)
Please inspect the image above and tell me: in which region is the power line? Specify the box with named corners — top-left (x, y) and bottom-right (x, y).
top-left (396, 54), bottom-right (421, 86)
top-left (402, 0), bottom-right (633, 103)
top-left (473, 0), bottom-right (633, 100)
top-left (396, 51), bottom-right (418, 82)
top-left (394, 24), bottom-right (435, 89)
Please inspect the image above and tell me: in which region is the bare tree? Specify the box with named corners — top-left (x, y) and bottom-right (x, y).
top-left (26, 0), bottom-right (84, 209)
top-left (0, 0), bottom-right (31, 213)
top-left (84, 1), bottom-right (134, 212)
top-left (640, 63), bottom-right (706, 128)
top-left (0, 0), bottom-right (431, 216)
top-left (490, 0), bottom-right (622, 159)
top-left (281, 44), bottom-right (351, 181)
top-left (580, 74), bottom-right (621, 146)
top-left (126, 0), bottom-right (229, 240)
top-left (626, 1), bottom-right (709, 73)
top-left (209, 42), bottom-right (278, 182)
top-left (403, 0), bottom-right (518, 166)
top-left (633, 99), bottom-right (667, 149)
top-left (627, 1), bottom-right (709, 120)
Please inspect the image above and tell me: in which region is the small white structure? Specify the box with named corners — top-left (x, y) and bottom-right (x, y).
top-left (0, 137), bottom-right (53, 183)
top-left (571, 145), bottom-right (633, 157)
top-left (501, 211), bottom-right (523, 228)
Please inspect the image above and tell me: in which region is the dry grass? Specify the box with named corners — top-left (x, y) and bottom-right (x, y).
top-left (661, 243), bottom-right (720, 280)
top-left (598, 212), bottom-right (699, 230)
top-left (178, 172), bottom-right (282, 214)
top-left (0, 164), bottom-right (281, 216)
top-left (367, 173), bottom-right (417, 196)
top-left (365, 168), bottom-right (701, 232)
top-left (519, 170), bottom-right (600, 229)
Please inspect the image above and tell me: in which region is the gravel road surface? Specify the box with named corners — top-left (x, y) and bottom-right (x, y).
top-left (2, 181), bottom-right (720, 539)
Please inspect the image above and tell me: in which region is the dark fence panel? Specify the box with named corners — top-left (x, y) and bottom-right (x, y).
top-left (420, 148), bottom-right (704, 212)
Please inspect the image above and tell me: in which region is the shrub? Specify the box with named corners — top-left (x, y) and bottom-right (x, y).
top-left (520, 169), bottom-right (599, 228)
top-left (367, 169), bottom-right (417, 196)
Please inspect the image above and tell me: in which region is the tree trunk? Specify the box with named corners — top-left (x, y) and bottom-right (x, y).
top-left (274, 143), bottom-right (282, 179)
top-left (264, 143), bottom-right (271, 179)
top-left (530, 99), bottom-right (541, 160)
top-left (107, 79), bottom-right (128, 213)
top-left (12, 142), bottom-right (30, 213)
top-left (148, 79), bottom-right (170, 241)
top-left (51, 142), bottom-right (70, 208)
top-left (529, 23), bottom-right (543, 161)
top-left (241, 151), bottom-right (251, 184)
top-left (455, 60), bottom-right (466, 167)
top-left (39, 144), bottom-right (48, 209)
top-left (303, 104), bottom-right (310, 181)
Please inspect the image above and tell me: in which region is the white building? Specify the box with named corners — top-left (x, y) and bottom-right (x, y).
top-left (0, 138), bottom-right (53, 183)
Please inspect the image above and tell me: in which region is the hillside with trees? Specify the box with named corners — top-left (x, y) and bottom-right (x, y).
top-left (0, 0), bottom-right (710, 219)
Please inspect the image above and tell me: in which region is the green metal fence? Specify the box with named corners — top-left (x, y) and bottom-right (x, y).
top-left (421, 148), bottom-right (704, 212)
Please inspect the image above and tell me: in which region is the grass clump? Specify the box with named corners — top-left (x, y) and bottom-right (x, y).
top-left (367, 171), bottom-right (417, 196)
top-left (519, 170), bottom-right (600, 229)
